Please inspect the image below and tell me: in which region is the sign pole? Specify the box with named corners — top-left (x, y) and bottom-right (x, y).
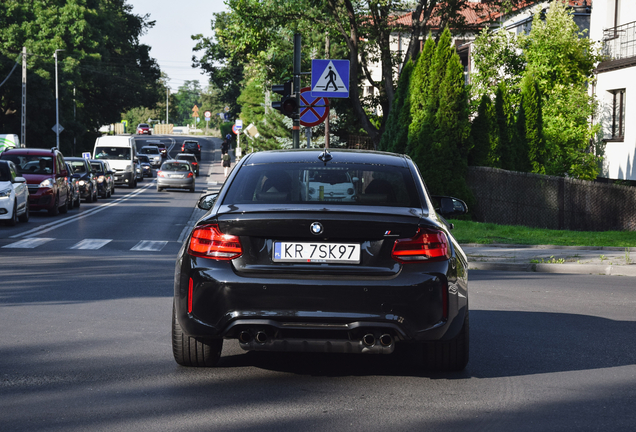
top-left (293, 33), bottom-right (301, 149)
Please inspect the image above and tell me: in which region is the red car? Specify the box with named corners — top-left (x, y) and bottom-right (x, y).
top-left (136, 123), bottom-right (152, 135)
top-left (0, 147), bottom-right (71, 215)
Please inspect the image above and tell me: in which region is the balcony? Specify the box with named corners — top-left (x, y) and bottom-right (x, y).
top-left (603, 21), bottom-right (636, 61)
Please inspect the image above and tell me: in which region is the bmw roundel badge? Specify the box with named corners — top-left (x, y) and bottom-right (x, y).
top-left (310, 222), bottom-right (323, 235)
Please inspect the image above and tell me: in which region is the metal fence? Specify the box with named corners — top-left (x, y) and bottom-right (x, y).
top-left (603, 21), bottom-right (636, 61)
top-left (467, 167), bottom-right (636, 231)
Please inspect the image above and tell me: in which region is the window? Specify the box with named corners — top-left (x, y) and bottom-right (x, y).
top-left (609, 89), bottom-right (626, 141)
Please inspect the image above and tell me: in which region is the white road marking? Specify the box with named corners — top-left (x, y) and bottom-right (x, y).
top-left (69, 239), bottom-right (112, 250)
top-left (2, 238), bottom-right (55, 249)
top-left (130, 240), bottom-right (168, 251)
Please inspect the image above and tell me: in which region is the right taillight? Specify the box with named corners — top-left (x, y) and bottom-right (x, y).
top-left (188, 224), bottom-right (242, 260)
top-left (391, 228), bottom-right (450, 263)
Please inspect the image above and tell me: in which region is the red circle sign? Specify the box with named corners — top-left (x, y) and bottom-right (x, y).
top-left (232, 125), bottom-right (239, 134)
top-left (299, 87), bottom-right (329, 127)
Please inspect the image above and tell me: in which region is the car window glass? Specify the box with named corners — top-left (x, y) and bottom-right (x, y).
top-left (0, 163), bottom-right (10, 181)
top-left (223, 163), bottom-right (421, 207)
top-left (95, 147), bottom-right (131, 160)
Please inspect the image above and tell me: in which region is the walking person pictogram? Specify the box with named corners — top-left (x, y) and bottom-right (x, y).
top-left (323, 66), bottom-right (338, 91)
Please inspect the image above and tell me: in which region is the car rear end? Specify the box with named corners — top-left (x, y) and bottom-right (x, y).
top-left (157, 161), bottom-right (195, 191)
top-left (174, 150), bottom-right (469, 369)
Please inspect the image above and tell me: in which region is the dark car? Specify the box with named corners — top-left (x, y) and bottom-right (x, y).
top-left (181, 140), bottom-right (201, 160)
top-left (175, 153), bottom-right (199, 176)
top-left (137, 154), bottom-right (153, 177)
top-left (64, 162), bottom-right (80, 209)
top-left (152, 143), bottom-right (168, 159)
top-left (136, 123), bottom-right (151, 135)
top-left (90, 159), bottom-right (115, 198)
top-left (0, 147), bottom-right (71, 215)
top-left (65, 157), bottom-right (98, 203)
top-left (172, 149), bottom-right (469, 370)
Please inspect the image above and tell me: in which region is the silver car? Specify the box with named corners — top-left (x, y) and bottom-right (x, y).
top-left (156, 160), bottom-right (195, 192)
top-left (139, 145), bottom-right (162, 167)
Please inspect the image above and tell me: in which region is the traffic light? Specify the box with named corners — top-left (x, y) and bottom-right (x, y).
top-left (272, 79), bottom-right (298, 119)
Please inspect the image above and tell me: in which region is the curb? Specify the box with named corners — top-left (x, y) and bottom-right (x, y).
top-left (461, 243), bottom-right (636, 252)
top-left (469, 261), bottom-right (636, 277)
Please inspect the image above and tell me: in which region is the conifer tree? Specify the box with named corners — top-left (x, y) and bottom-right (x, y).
top-left (379, 59), bottom-right (414, 153)
top-left (521, 74), bottom-right (547, 174)
top-left (428, 51), bottom-right (472, 203)
top-left (494, 83), bottom-right (514, 170)
top-left (406, 36), bottom-right (435, 155)
top-left (514, 99), bottom-right (533, 172)
top-left (468, 94), bottom-right (495, 167)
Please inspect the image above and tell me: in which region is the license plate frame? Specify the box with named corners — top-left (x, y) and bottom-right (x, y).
top-left (273, 241), bottom-right (361, 264)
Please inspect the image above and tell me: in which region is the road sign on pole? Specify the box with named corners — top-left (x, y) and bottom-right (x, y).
top-left (311, 59), bottom-right (350, 98)
top-left (299, 87), bottom-right (329, 127)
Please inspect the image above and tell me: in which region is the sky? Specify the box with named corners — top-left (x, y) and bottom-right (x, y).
top-left (128, 0), bottom-right (228, 92)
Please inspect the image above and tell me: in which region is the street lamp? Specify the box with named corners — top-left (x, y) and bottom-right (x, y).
top-left (53, 49), bottom-right (65, 149)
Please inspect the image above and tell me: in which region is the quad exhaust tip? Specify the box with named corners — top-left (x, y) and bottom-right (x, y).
top-left (238, 331), bottom-right (252, 343)
top-left (379, 334), bottom-right (393, 347)
top-left (255, 331), bottom-right (268, 344)
top-left (362, 334), bottom-right (376, 347)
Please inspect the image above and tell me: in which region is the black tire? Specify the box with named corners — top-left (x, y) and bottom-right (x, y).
top-left (18, 202), bottom-right (29, 222)
top-left (172, 302), bottom-right (222, 367)
top-left (421, 310), bottom-right (469, 372)
top-left (129, 178), bottom-right (136, 188)
top-left (74, 195), bottom-right (80, 208)
top-left (7, 201), bottom-right (18, 226)
top-left (59, 196), bottom-right (69, 214)
top-left (189, 187), bottom-right (195, 193)
top-left (48, 195), bottom-right (60, 216)
top-left (157, 187), bottom-right (162, 192)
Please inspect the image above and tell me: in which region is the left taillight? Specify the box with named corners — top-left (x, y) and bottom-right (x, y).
top-left (188, 224), bottom-right (242, 260)
top-left (391, 228), bottom-right (450, 263)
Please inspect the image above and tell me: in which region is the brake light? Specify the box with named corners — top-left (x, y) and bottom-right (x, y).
top-left (157, 171), bottom-right (165, 177)
top-left (391, 228), bottom-right (450, 263)
top-left (188, 224), bottom-right (242, 260)
top-left (187, 172), bottom-right (194, 178)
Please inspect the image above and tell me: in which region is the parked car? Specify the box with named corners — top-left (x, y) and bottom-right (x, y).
top-left (181, 140), bottom-right (201, 160)
top-left (0, 147), bottom-right (71, 215)
top-left (136, 155), bottom-right (153, 177)
top-left (156, 160), bottom-right (195, 192)
top-left (136, 123), bottom-right (151, 135)
top-left (64, 161), bottom-right (81, 209)
top-left (139, 145), bottom-right (162, 167)
top-left (172, 149), bottom-right (470, 370)
top-left (0, 160), bottom-right (29, 225)
top-left (175, 153), bottom-right (199, 176)
top-left (90, 159), bottom-right (115, 198)
top-left (65, 157), bottom-right (98, 203)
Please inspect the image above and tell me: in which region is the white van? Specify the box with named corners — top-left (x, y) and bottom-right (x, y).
top-left (93, 135), bottom-right (138, 188)
top-left (0, 134), bottom-right (20, 154)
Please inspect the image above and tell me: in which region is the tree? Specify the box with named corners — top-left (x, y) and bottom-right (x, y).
top-left (468, 94), bottom-right (495, 167)
top-left (378, 59), bottom-right (413, 153)
top-left (406, 35), bottom-right (435, 155)
top-left (494, 83), bottom-right (514, 170)
top-left (521, 74), bottom-right (546, 174)
top-left (0, 0), bottom-right (161, 155)
top-left (172, 81), bottom-right (202, 126)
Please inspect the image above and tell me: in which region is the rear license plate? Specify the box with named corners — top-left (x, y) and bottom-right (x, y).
top-left (273, 242), bottom-right (360, 263)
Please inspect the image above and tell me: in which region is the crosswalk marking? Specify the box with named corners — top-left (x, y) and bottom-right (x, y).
top-left (2, 238), bottom-right (172, 252)
top-left (2, 238), bottom-right (55, 249)
top-left (69, 239), bottom-right (112, 250)
top-left (130, 240), bottom-right (168, 251)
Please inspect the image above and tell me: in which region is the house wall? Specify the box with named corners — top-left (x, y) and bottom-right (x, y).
top-left (591, 0), bottom-right (636, 180)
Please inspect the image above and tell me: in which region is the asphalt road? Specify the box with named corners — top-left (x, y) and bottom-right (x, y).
top-left (1, 137), bottom-right (635, 431)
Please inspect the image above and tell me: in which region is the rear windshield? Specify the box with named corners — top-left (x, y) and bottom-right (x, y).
top-left (223, 163), bottom-right (421, 208)
top-left (161, 162), bottom-right (190, 171)
top-left (1, 154), bottom-right (54, 175)
top-left (137, 155), bottom-right (149, 162)
top-left (90, 163), bottom-right (103, 172)
top-left (95, 147), bottom-right (131, 160)
top-left (69, 160), bottom-right (88, 173)
top-left (140, 147), bottom-right (159, 155)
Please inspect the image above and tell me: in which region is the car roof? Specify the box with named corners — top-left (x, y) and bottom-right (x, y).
top-left (1, 147), bottom-right (59, 156)
top-left (242, 149), bottom-right (410, 167)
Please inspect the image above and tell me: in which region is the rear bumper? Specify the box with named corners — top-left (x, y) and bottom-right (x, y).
top-left (174, 255), bottom-right (468, 348)
top-left (158, 178), bottom-right (194, 189)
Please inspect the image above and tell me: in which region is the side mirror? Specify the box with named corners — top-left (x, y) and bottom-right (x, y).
top-left (198, 193), bottom-right (218, 211)
top-left (433, 195), bottom-right (468, 217)
top-left (14, 176), bottom-right (26, 183)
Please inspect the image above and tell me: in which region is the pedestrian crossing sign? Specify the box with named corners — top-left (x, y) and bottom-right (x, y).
top-left (311, 59), bottom-right (349, 98)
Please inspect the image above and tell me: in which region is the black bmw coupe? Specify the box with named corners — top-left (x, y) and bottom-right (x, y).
top-left (173, 149), bottom-right (469, 370)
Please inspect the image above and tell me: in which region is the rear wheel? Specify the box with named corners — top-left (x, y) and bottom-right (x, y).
top-left (74, 195), bottom-right (80, 208)
top-left (129, 178), bottom-right (136, 188)
top-left (157, 186), bottom-right (163, 192)
top-left (421, 310), bottom-right (469, 372)
top-left (172, 302), bottom-right (222, 367)
top-left (59, 195), bottom-right (69, 214)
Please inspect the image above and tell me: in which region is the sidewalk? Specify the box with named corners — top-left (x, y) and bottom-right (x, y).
top-left (463, 243), bottom-right (636, 277)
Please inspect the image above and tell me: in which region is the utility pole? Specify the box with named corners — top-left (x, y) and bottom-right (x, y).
top-left (21, 47), bottom-right (27, 147)
top-left (293, 33), bottom-right (301, 149)
top-left (53, 49), bottom-right (65, 149)
top-left (166, 87), bottom-right (169, 124)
